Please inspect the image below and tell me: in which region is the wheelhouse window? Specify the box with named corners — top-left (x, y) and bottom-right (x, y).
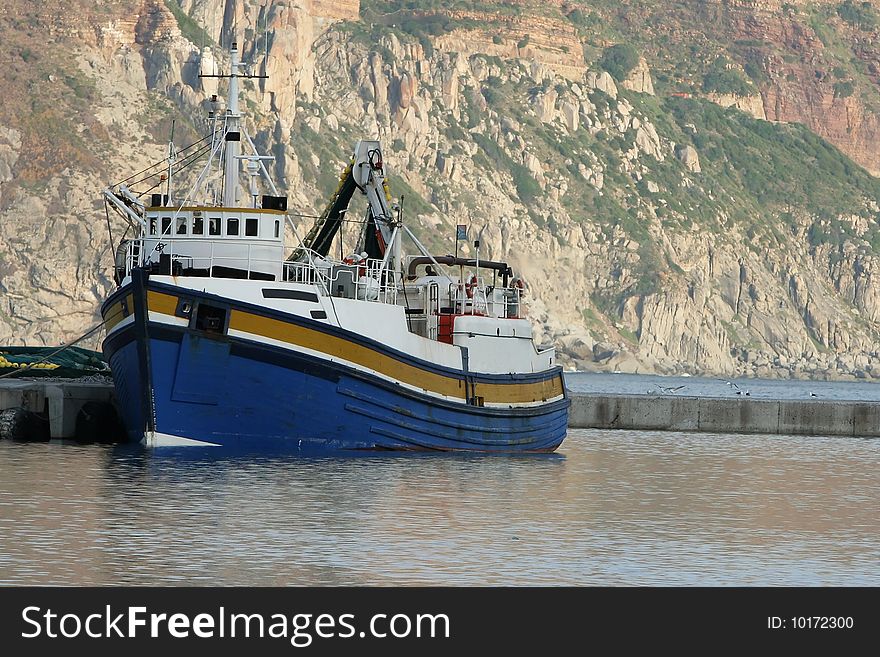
top-left (193, 216), bottom-right (204, 235)
top-left (161, 217), bottom-right (171, 235)
top-left (149, 217), bottom-right (157, 235)
top-left (176, 217), bottom-right (187, 235)
top-left (227, 217), bottom-right (239, 236)
top-left (209, 217), bottom-right (221, 236)
top-left (245, 218), bottom-right (258, 237)
top-left (274, 220), bottom-right (280, 238)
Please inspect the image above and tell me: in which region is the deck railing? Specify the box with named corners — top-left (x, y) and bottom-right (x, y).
top-left (124, 238), bottom-right (281, 280)
top-left (283, 257), bottom-right (399, 304)
top-left (122, 239), bottom-right (521, 316)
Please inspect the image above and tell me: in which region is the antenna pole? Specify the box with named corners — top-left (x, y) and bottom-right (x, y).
top-left (222, 42), bottom-right (241, 207)
top-left (165, 119), bottom-right (176, 205)
top-left (393, 195), bottom-right (404, 281)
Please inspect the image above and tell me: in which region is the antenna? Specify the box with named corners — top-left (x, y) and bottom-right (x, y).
top-left (206, 94), bottom-right (220, 202)
top-left (165, 119), bottom-right (176, 206)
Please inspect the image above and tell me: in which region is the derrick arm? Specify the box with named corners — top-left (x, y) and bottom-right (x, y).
top-left (290, 140), bottom-right (395, 261)
top-left (292, 163), bottom-right (358, 259)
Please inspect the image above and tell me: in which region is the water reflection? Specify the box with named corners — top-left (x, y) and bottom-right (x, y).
top-left (0, 430), bottom-right (877, 585)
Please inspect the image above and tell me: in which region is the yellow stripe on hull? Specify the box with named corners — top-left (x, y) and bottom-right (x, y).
top-left (147, 291), bottom-right (179, 316)
top-left (128, 289), bottom-right (561, 405)
top-left (103, 303), bottom-right (124, 332)
top-left (473, 377), bottom-right (564, 404)
top-left (229, 310), bottom-right (468, 400)
top-left (102, 294), bottom-right (134, 332)
top-left (228, 309), bottom-right (562, 405)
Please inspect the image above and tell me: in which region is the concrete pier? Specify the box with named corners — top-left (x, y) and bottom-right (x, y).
top-left (4, 381), bottom-right (878, 440)
top-left (569, 393), bottom-right (880, 437)
top-left (0, 379), bottom-right (116, 439)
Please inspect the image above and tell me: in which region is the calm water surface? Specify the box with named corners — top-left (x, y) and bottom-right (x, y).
top-left (1, 430), bottom-right (877, 586)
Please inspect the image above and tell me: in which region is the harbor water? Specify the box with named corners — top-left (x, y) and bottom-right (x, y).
top-left (564, 371), bottom-right (880, 401)
top-left (1, 426), bottom-right (878, 585)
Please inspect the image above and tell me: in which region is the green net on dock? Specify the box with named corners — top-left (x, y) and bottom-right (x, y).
top-left (0, 346), bottom-right (111, 379)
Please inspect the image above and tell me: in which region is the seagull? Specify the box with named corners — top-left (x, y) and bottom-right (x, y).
top-left (810, 392), bottom-right (818, 398)
top-left (659, 385), bottom-right (686, 393)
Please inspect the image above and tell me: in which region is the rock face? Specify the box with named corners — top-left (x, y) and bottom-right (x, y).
top-left (432, 10), bottom-right (585, 80)
top-left (707, 92), bottom-right (766, 120)
top-left (658, 0), bottom-right (880, 174)
top-left (585, 71), bottom-right (618, 99)
top-left (621, 57), bottom-right (655, 95)
top-left (4, 0), bottom-right (880, 383)
top-left (310, 0), bottom-right (359, 21)
top-left (762, 82), bottom-right (880, 175)
top-left (675, 145), bottom-right (701, 173)
top-left (0, 127), bottom-right (21, 191)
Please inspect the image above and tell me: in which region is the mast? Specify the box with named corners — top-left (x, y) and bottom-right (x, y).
top-left (223, 42), bottom-right (242, 207)
top-left (392, 199), bottom-right (402, 280)
top-left (165, 119), bottom-right (176, 205)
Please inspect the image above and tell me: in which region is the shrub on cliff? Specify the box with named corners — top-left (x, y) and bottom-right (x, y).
top-left (833, 80), bottom-right (855, 98)
top-left (836, 1), bottom-right (878, 30)
top-left (568, 8), bottom-right (600, 29)
top-left (702, 57), bottom-right (753, 96)
top-left (162, 0), bottom-right (212, 46)
top-left (599, 44), bottom-right (640, 82)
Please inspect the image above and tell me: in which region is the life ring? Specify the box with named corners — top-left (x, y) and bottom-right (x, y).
top-left (465, 274), bottom-right (478, 298)
top-left (343, 253), bottom-right (367, 276)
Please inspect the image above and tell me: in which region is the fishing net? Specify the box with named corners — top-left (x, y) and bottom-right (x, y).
top-left (0, 346), bottom-right (111, 379)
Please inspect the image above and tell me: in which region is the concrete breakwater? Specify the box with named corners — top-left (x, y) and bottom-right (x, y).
top-left (569, 393), bottom-right (880, 437)
top-left (4, 381), bottom-right (879, 441)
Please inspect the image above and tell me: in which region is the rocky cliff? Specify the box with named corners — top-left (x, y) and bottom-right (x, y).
top-left (4, 0), bottom-right (880, 382)
top-left (584, 0), bottom-right (880, 174)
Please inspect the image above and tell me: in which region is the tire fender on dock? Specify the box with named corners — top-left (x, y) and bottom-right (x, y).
top-left (74, 401), bottom-right (127, 444)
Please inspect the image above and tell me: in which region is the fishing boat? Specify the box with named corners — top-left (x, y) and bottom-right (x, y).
top-left (99, 41), bottom-right (569, 452)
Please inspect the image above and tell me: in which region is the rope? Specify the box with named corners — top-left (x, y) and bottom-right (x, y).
top-left (0, 319), bottom-right (108, 380)
top-left (113, 132), bottom-right (215, 188)
top-left (126, 141), bottom-right (215, 197)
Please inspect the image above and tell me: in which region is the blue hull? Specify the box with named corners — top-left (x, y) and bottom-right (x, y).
top-left (101, 273), bottom-right (569, 454)
top-left (106, 327), bottom-right (569, 453)
top-left (105, 320), bottom-right (571, 456)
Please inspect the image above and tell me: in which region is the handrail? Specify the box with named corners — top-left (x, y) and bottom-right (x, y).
top-left (126, 238), bottom-right (281, 279)
top-left (122, 237), bottom-right (523, 317)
